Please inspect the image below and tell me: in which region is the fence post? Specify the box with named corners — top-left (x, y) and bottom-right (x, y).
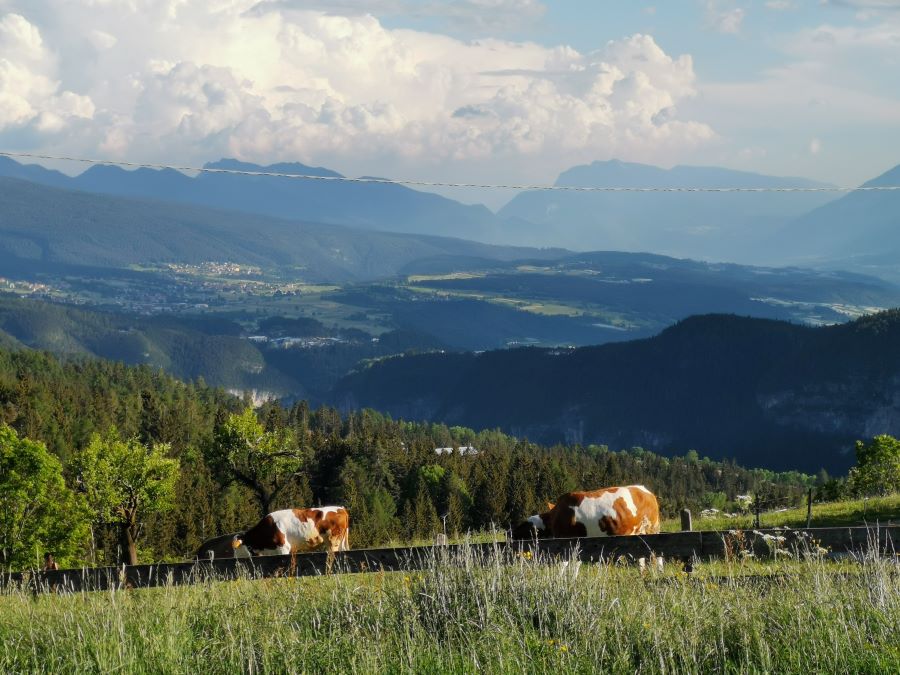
top-left (680, 509), bottom-right (692, 532)
top-left (754, 495), bottom-right (761, 529)
top-left (806, 488), bottom-right (813, 529)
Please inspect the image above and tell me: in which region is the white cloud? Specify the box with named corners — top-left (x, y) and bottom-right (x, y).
top-left (809, 137), bottom-right (822, 154)
top-left (250, 0), bottom-right (547, 32)
top-left (0, 13), bottom-right (94, 132)
top-left (0, 1), bottom-right (714, 185)
top-left (765, 1), bottom-right (795, 9)
top-left (706, 2), bottom-right (745, 33)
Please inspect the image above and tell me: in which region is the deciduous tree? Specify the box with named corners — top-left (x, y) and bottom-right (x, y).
top-left (848, 435), bottom-right (900, 497)
top-left (209, 407), bottom-right (303, 516)
top-left (0, 424), bottom-right (87, 570)
top-left (74, 429), bottom-right (179, 565)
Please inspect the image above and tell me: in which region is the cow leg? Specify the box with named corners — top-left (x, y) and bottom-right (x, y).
top-left (327, 527), bottom-right (348, 553)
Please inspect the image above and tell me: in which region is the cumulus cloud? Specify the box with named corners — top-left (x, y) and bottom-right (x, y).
top-left (0, 13), bottom-right (94, 133)
top-left (0, 1), bottom-right (713, 184)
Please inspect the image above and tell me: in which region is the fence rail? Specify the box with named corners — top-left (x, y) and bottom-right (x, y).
top-left (3, 525), bottom-right (897, 594)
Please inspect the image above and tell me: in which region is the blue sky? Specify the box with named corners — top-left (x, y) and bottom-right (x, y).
top-left (0, 0), bottom-right (898, 207)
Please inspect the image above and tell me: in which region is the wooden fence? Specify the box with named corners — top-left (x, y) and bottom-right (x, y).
top-left (3, 525), bottom-right (897, 594)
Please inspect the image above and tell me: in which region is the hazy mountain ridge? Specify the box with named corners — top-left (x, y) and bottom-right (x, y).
top-left (0, 156), bottom-right (504, 242)
top-left (778, 163), bottom-right (900, 282)
top-left (332, 310), bottom-right (900, 472)
top-left (498, 159), bottom-right (838, 259)
top-left (0, 176), bottom-right (565, 282)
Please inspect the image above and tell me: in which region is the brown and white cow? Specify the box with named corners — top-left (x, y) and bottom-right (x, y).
top-left (511, 485), bottom-right (661, 541)
top-left (231, 507), bottom-right (350, 557)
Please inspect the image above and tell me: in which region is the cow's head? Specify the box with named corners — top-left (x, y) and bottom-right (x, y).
top-left (510, 512), bottom-right (551, 541)
top-left (231, 534), bottom-right (252, 558)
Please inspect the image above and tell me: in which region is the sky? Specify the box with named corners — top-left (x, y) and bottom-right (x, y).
top-left (1, 0), bottom-right (899, 208)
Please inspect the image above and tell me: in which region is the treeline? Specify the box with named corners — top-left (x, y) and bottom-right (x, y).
top-left (0, 346), bottom-right (819, 569)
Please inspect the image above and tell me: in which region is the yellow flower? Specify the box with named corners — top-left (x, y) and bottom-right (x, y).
top-left (559, 645), bottom-right (568, 653)
top-left (547, 639), bottom-right (555, 646)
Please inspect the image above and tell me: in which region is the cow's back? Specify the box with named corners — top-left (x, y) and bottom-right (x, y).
top-left (550, 485), bottom-right (660, 538)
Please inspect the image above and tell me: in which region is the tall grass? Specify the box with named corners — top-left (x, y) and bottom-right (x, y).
top-left (1, 544), bottom-right (898, 674)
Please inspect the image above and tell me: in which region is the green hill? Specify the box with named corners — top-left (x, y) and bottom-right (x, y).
top-left (333, 310), bottom-right (900, 472)
top-left (0, 295), bottom-right (291, 396)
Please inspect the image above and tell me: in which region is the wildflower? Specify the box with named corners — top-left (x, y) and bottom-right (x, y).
top-left (559, 645), bottom-right (568, 653)
top-left (547, 639), bottom-right (555, 646)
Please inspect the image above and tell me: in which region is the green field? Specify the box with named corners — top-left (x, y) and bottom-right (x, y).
top-left (661, 494), bottom-right (900, 533)
top-left (2, 545), bottom-right (898, 674)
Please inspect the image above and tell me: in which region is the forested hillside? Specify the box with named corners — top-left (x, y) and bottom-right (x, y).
top-left (0, 177), bottom-right (561, 282)
top-left (0, 346), bottom-right (813, 566)
top-left (334, 310), bottom-right (900, 472)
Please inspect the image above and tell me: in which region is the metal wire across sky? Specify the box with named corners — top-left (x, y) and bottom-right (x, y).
top-left (3, 151), bottom-right (899, 193)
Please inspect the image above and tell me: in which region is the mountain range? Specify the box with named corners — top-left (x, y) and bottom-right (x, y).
top-left (0, 176), bottom-right (563, 282)
top-left (0, 156), bottom-right (502, 242)
top-left (778, 164), bottom-right (900, 283)
top-left (4, 154), bottom-right (898, 281)
top-left (332, 310), bottom-right (900, 472)
top-left (498, 160), bottom-right (838, 259)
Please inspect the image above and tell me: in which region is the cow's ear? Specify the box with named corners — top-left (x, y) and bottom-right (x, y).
top-left (546, 502), bottom-right (555, 511)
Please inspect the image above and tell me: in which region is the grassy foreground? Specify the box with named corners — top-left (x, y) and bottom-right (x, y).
top-left (2, 546), bottom-right (899, 674)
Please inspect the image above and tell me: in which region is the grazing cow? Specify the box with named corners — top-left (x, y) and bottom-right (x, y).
top-left (511, 485), bottom-right (661, 540)
top-left (231, 507), bottom-right (350, 558)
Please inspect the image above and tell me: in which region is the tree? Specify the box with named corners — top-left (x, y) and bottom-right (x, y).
top-left (0, 424), bottom-right (88, 571)
top-left (338, 458), bottom-right (399, 547)
top-left (209, 407), bottom-right (303, 516)
top-left (440, 470), bottom-right (472, 536)
top-left (74, 429), bottom-right (180, 565)
top-left (848, 435), bottom-right (900, 497)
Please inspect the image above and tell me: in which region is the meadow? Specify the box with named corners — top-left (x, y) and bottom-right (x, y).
top-left (2, 543), bottom-right (898, 674)
top-left (660, 494), bottom-right (900, 533)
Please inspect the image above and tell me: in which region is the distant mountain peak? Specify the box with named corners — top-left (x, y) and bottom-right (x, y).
top-left (862, 163), bottom-right (900, 188)
top-left (203, 158), bottom-right (342, 179)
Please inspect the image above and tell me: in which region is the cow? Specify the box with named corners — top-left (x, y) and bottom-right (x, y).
top-left (511, 485), bottom-right (661, 540)
top-left (510, 485), bottom-right (662, 569)
top-left (231, 507), bottom-right (350, 557)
